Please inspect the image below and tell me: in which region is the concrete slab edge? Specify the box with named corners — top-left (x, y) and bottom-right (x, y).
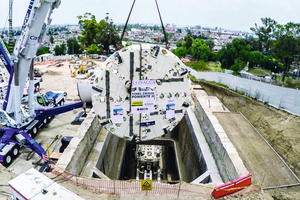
top-left (185, 107), bottom-right (223, 184)
top-left (57, 112), bottom-right (101, 175)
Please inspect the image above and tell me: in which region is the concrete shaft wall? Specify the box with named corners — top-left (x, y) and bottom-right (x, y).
top-left (57, 113), bottom-right (101, 175)
top-left (95, 132), bottom-right (126, 180)
top-left (192, 91), bottom-right (249, 182)
top-left (184, 107), bottom-right (223, 184)
top-left (172, 119), bottom-right (204, 182)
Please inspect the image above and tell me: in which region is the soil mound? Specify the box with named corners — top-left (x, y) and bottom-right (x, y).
top-left (45, 70), bottom-right (61, 75)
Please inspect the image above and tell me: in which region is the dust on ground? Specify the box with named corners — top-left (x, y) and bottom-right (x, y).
top-left (198, 80), bottom-right (300, 200)
top-left (214, 112), bottom-right (298, 187)
top-left (35, 60), bottom-right (100, 102)
top-left (0, 165), bottom-right (17, 199)
top-left (44, 70), bottom-right (61, 75)
top-left (2, 61), bottom-right (299, 199)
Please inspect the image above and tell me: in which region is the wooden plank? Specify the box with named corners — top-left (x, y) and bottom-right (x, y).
top-left (50, 152), bottom-right (62, 160)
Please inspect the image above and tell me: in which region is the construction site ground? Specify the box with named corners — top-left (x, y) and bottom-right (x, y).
top-left (1, 61), bottom-right (300, 199)
top-left (214, 112), bottom-right (299, 187)
top-left (8, 60), bottom-right (93, 175)
top-left (199, 80), bottom-right (300, 199)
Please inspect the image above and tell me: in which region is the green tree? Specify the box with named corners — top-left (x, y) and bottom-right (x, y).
top-left (248, 51), bottom-right (263, 68)
top-left (54, 45), bottom-right (62, 55)
top-left (36, 47), bottom-right (50, 56)
top-left (189, 39), bottom-right (211, 61)
top-left (218, 39), bottom-right (250, 69)
top-left (86, 44), bottom-right (103, 54)
top-left (205, 39), bottom-right (215, 51)
top-left (60, 42), bottom-right (66, 55)
top-left (272, 22), bottom-right (300, 81)
top-left (67, 38), bottom-right (82, 55)
top-left (77, 13), bottom-right (99, 47)
top-left (250, 17), bottom-right (277, 54)
top-left (230, 59), bottom-right (244, 74)
top-left (172, 47), bottom-right (188, 58)
top-left (273, 35), bottom-right (300, 81)
top-left (184, 35), bottom-right (193, 51)
top-left (77, 12), bottom-right (120, 52)
top-left (54, 42), bottom-right (66, 56)
top-left (50, 35), bottom-right (54, 44)
top-left (96, 17), bottom-right (120, 51)
top-left (244, 36), bottom-right (260, 51)
top-left (176, 41), bottom-right (183, 47)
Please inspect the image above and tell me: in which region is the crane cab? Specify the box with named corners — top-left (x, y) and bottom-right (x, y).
top-left (36, 94), bottom-right (51, 107)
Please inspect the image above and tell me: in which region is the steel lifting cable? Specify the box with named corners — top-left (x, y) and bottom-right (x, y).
top-left (120, 0), bottom-right (136, 47)
top-left (154, 0), bottom-right (169, 48)
top-left (119, 0), bottom-right (169, 49)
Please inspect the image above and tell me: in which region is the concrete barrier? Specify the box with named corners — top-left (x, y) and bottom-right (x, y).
top-left (192, 89), bottom-right (249, 183)
top-left (57, 112), bottom-right (101, 175)
top-left (185, 107), bottom-right (223, 184)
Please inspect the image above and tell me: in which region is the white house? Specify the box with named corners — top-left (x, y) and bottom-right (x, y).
top-left (35, 53), bottom-right (54, 62)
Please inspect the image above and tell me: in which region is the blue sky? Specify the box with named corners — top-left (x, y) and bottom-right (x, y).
top-left (1, 0), bottom-right (300, 32)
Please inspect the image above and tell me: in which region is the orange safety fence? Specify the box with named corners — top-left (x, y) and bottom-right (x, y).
top-left (34, 61), bottom-right (55, 65)
top-left (49, 164), bottom-right (215, 198)
top-left (49, 164), bottom-right (263, 198)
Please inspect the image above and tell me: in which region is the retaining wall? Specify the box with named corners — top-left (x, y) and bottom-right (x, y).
top-left (184, 107), bottom-right (223, 184)
top-left (171, 118), bottom-right (204, 182)
top-left (57, 113), bottom-right (101, 175)
top-left (192, 89), bottom-right (249, 183)
top-left (95, 132), bottom-right (126, 180)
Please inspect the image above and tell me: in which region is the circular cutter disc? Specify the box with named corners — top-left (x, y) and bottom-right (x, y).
top-left (92, 44), bottom-right (191, 141)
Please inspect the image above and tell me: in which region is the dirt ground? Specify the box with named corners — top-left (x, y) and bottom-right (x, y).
top-left (198, 80), bottom-right (300, 200)
top-left (0, 59), bottom-right (99, 199)
top-left (214, 112), bottom-right (298, 187)
top-left (2, 61), bottom-right (300, 199)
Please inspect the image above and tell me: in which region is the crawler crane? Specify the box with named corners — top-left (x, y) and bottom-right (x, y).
top-left (0, 0), bottom-right (85, 171)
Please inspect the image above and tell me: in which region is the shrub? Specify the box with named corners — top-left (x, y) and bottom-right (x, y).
top-left (186, 61), bottom-right (210, 71)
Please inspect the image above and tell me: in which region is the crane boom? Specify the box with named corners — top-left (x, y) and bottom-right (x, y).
top-left (0, 0), bottom-right (87, 171)
top-left (4, 0), bottom-right (61, 127)
top-left (8, 0), bottom-right (14, 55)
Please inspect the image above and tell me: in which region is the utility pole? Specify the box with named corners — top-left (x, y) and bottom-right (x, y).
top-left (8, 0), bottom-right (13, 55)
